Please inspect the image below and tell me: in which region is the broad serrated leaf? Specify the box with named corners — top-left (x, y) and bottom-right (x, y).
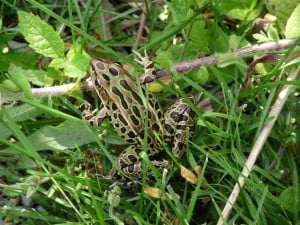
top-left (48, 57), bottom-right (66, 69)
top-left (64, 44), bottom-right (90, 78)
top-left (48, 44), bottom-right (90, 79)
top-left (64, 63), bottom-right (87, 78)
top-left (18, 11), bottom-right (64, 58)
top-left (188, 20), bottom-right (209, 54)
top-left (24, 69), bottom-right (53, 86)
top-left (285, 4), bottom-right (300, 38)
top-left (208, 24), bottom-right (229, 53)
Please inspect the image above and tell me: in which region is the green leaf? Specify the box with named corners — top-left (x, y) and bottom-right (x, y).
top-left (169, 0), bottom-right (194, 25)
top-left (1, 79), bottom-right (19, 92)
top-left (1, 120), bottom-right (97, 169)
top-left (0, 51), bottom-right (38, 71)
top-left (48, 57), bottom-right (66, 69)
top-left (8, 64), bottom-right (32, 98)
top-left (26, 120), bottom-right (96, 151)
top-left (208, 23), bottom-right (229, 53)
top-left (65, 44), bottom-right (91, 79)
top-left (8, 67), bottom-right (53, 87)
top-left (18, 11), bottom-right (64, 58)
top-left (187, 67), bottom-right (209, 84)
top-left (268, 0), bottom-right (298, 31)
top-left (63, 63), bottom-right (87, 78)
top-left (24, 69), bottom-right (53, 86)
top-left (217, 52), bottom-right (238, 67)
top-left (279, 186), bottom-right (300, 213)
top-left (0, 103), bottom-right (43, 138)
top-left (156, 50), bottom-right (174, 70)
top-left (0, 33), bottom-right (16, 50)
top-left (219, 0), bottom-right (260, 20)
top-left (285, 4), bottom-right (300, 38)
top-left (187, 20), bottom-right (209, 54)
top-left (48, 43), bottom-right (90, 79)
top-left (142, 11), bottom-right (196, 51)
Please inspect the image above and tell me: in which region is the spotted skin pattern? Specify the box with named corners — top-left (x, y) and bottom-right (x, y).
top-left (83, 59), bottom-right (196, 184)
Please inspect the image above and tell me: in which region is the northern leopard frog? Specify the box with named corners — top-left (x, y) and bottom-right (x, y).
top-left (84, 58), bottom-right (195, 183)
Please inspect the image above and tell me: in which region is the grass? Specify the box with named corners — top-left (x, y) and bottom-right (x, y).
top-left (0, 1), bottom-right (300, 225)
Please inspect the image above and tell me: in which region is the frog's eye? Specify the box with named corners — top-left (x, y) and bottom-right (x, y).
top-left (146, 61), bottom-right (154, 69)
top-left (115, 62), bottom-right (122, 66)
top-left (95, 61), bottom-right (105, 70)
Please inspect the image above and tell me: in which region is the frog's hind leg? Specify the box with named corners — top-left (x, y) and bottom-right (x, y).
top-left (109, 146), bottom-right (169, 182)
top-left (164, 97), bottom-right (196, 159)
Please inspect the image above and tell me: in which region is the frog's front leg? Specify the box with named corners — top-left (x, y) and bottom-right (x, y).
top-left (109, 146), bottom-right (169, 181)
top-left (82, 101), bottom-right (108, 126)
top-left (164, 97), bottom-right (196, 159)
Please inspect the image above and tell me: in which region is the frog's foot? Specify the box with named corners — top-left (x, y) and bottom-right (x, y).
top-left (109, 158), bottom-right (170, 186)
top-left (132, 50), bottom-right (157, 84)
top-left (163, 97), bottom-right (196, 159)
top-left (81, 101), bottom-right (107, 126)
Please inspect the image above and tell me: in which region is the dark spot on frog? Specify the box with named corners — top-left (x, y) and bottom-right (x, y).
top-left (109, 67), bottom-right (119, 76)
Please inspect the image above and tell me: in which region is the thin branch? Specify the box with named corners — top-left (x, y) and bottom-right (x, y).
top-left (134, 10), bottom-right (146, 50)
top-left (150, 38), bottom-right (298, 82)
top-left (30, 83), bottom-right (77, 97)
top-left (216, 67), bottom-right (299, 225)
top-left (0, 81), bottom-right (94, 104)
top-left (1, 39), bottom-right (298, 102)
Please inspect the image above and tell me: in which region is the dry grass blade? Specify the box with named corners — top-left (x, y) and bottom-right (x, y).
top-left (217, 67), bottom-right (300, 225)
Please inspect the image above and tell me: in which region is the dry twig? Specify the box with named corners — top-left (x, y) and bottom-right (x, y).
top-left (1, 39), bottom-right (297, 102)
top-left (216, 67), bottom-right (299, 225)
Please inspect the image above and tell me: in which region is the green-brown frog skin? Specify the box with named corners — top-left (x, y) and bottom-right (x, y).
top-left (84, 59), bottom-right (195, 182)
